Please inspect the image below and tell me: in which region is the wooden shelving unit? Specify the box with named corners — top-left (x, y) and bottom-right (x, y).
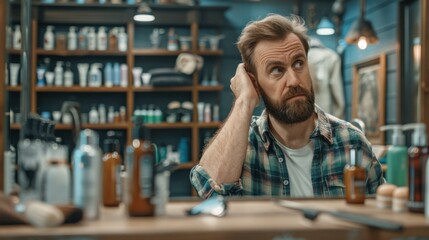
top-left (7, 2), bottom-right (228, 197)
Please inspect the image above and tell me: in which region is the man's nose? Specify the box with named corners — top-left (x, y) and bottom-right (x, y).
top-left (285, 70), bottom-right (300, 87)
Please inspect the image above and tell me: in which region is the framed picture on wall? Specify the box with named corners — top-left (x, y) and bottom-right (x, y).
top-left (352, 54), bottom-right (386, 145)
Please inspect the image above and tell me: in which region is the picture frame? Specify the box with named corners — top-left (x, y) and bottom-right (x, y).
top-left (352, 54), bottom-right (386, 145)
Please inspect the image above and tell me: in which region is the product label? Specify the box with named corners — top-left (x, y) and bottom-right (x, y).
top-left (139, 155), bottom-right (153, 198)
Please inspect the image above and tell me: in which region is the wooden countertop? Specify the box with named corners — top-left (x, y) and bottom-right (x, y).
top-left (0, 198), bottom-right (428, 240)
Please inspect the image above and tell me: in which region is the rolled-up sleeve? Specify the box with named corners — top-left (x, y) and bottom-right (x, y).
top-left (190, 164), bottom-right (243, 199)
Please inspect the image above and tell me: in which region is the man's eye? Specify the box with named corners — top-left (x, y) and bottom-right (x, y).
top-left (270, 67), bottom-right (284, 75)
top-left (293, 60), bottom-right (304, 70)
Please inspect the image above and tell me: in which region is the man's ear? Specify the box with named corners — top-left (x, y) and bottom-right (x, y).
top-left (248, 72), bottom-right (260, 97)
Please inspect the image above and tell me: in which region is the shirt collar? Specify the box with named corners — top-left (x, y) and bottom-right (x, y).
top-left (256, 105), bottom-right (334, 151)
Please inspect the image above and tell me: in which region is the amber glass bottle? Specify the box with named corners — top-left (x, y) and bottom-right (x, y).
top-left (344, 147), bottom-right (366, 204)
top-left (127, 121), bottom-right (155, 216)
top-left (102, 137), bottom-right (122, 207)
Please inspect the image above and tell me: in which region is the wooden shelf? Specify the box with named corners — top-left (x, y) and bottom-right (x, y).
top-left (195, 50), bottom-right (224, 56)
top-left (6, 86), bottom-right (22, 92)
top-left (133, 48), bottom-right (223, 56)
top-left (35, 86), bottom-right (128, 93)
top-left (178, 162), bottom-right (196, 170)
top-left (133, 49), bottom-right (188, 56)
top-left (36, 49), bottom-right (127, 56)
top-left (144, 122), bottom-right (194, 129)
top-left (7, 49), bottom-right (22, 55)
top-left (198, 122), bottom-right (222, 128)
top-left (55, 123), bottom-right (129, 130)
top-left (197, 85), bottom-right (224, 91)
top-left (134, 86), bottom-right (193, 92)
top-left (10, 124), bottom-right (21, 130)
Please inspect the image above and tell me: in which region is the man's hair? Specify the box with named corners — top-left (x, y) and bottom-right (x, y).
top-left (236, 14), bottom-right (309, 76)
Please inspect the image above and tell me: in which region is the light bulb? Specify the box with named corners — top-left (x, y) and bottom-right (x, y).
top-left (357, 36), bottom-right (368, 50)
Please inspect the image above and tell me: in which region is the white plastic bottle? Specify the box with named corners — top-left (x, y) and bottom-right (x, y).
top-left (89, 106), bottom-right (100, 124)
top-left (64, 62), bottom-right (74, 87)
top-left (118, 27), bottom-right (127, 52)
top-left (13, 25), bottom-right (22, 50)
top-left (98, 104), bottom-right (106, 124)
top-left (67, 26), bottom-right (77, 51)
top-left (88, 63), bottom-right (103, 87)
top-left (44, 25), bottom-right (55, 50)
top-left (97, 26), bottom-right (107, 51)
top-left (120, 64), bottom-right (128, 87)
top-left (87, 27), bottom-right (96, 51)
top-left (54, 61), bottom-right (64, 86)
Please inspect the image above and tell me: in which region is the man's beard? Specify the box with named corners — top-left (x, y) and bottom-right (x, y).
top-left (260, 85), bottom-right (315, 124)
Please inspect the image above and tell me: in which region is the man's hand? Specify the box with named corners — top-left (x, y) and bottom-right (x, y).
top-left (230, 63), bottom-right (260, 110)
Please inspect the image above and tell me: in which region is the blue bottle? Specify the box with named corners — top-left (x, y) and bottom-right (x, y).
top-left (113, 62), bottom-right (120, 86)
top-left (104, 62), bottom-right (113, 87)
top-left (178, 137), bottom-right (190, 163)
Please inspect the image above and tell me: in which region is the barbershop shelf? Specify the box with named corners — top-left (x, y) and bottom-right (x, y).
top-left (36, 49), bottom-right (127, 56)
top-left (55, 123), bottom-right (129, 130)
top-left (6, 86), bottom-right (22, 92)
top-left (35, 86), bottom-right (128, 93)
top-left (7, 49), bottom-right (22, 55)
top-left (195, 50), bottom-right (224, 56)
top-left (198, 122), bottom-right (222, 128)
top-left (197, 85), bottom-right (223, 91)
top-left (133, 49), bottom-right (187, 56)
top-left (144, 122), bottom-right (194, 129)
top-left (134, 86), bottom-right (194, 92)
top-left (10, 124), bottom-right (21, 130)
top-left (178, 162), bottom-right (195, 170)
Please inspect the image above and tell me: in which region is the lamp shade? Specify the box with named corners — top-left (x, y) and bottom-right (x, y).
top-left (134, 3), bottom-right (155, 22)
top-left (345, 17), bottom-right (378, 45)
top-left (316, 17), bottom-right (335, 36)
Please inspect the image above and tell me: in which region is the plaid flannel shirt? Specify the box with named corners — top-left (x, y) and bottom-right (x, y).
top-left (190, 106), bottom-right (385, 199)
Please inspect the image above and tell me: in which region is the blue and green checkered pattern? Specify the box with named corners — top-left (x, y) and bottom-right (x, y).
top-left (190, 106), bottom-right (385, 199)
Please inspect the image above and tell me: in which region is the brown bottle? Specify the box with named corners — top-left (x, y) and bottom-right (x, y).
top-left (126, 121), bottom-right (155, 216)
top-left (344, 147), bottom-right (366, 204)
top-left (102, 137), bottom-right (122, 207)
top-left (404, 123), bottom-right (428, 213)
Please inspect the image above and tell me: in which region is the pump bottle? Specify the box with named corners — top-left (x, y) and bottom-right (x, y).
top-left (344, 146), bottom-right (366, 204)
top-left (64, 62), bottom-right (74, 87)
top-left (72, 129), bottom-right (102, 220)
top-left (102, 134), bottom-right (122, 207)
top-left (88, 63), bottom-right (103, 87)
top-left (403, 123), bottom-right (428, 213)
top-left (380, 125), bottom-right (408, 186)
top-left (67, 26), bottom-right (77, 51)
top-left (54, 61), bottom-right (64, 87)
top-left (126, 119), bottom-right (155, 216)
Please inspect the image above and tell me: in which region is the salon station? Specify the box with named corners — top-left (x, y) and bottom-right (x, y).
top-left (1, 0), bottom-right (429, 239)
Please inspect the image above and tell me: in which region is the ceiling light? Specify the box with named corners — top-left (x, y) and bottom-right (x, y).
top-left (316, 17), bottom-right (335, 36)
top-left (345, 0), bottom-right (378, 49)
top-left (134, 2), bottom-right (155, 22)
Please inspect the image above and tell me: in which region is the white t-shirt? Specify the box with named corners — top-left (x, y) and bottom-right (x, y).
top-left (276, 140), bottom-right (314, 197)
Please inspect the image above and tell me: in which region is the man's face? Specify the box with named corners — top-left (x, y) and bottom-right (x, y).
top-left (253, 33), bottom-right (315, 124)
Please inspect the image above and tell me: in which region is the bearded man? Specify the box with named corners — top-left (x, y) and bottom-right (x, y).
top-left (190, 14), bottom-right (384, 198)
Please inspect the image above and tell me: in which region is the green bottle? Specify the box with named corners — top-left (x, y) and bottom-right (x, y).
top-left (380, 125), bottom-right (408, 186)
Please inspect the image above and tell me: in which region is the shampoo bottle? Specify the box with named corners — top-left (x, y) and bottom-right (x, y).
top-left (72, 129), bottom-right (102, 220)
top-left (403, 123), bottom-right (428, 213)
top-left (54, 61), bottom-right (64, 87)
top-left (380, 125), bottom-right (408, 186)
top-left (104, 62), bottom-right (113, 87)
top-left (64, 62), bottom-right (74, 87)
top-left (118, 27), bottom-right (127, 52)
top-left (43, 25), bottom-right (55, 50)
top-left (97, 26), bottom-right (108, 51)
top-left (102, 134), bottom-right (122, 207)
top-left (13, 25), bottom-right (21, 50)
top-left (126, 119), bottom-right (155, 216)
top-left (344, 146), bottom-right (366, 204)
top-left (44, 129), bottom-right (71, 205)
top-left (87, 27), bottom-right (96, 51)
top-left (67, 26), bottom-right (77, 51)
top-left (89, 63), bottom-right (103, 87)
